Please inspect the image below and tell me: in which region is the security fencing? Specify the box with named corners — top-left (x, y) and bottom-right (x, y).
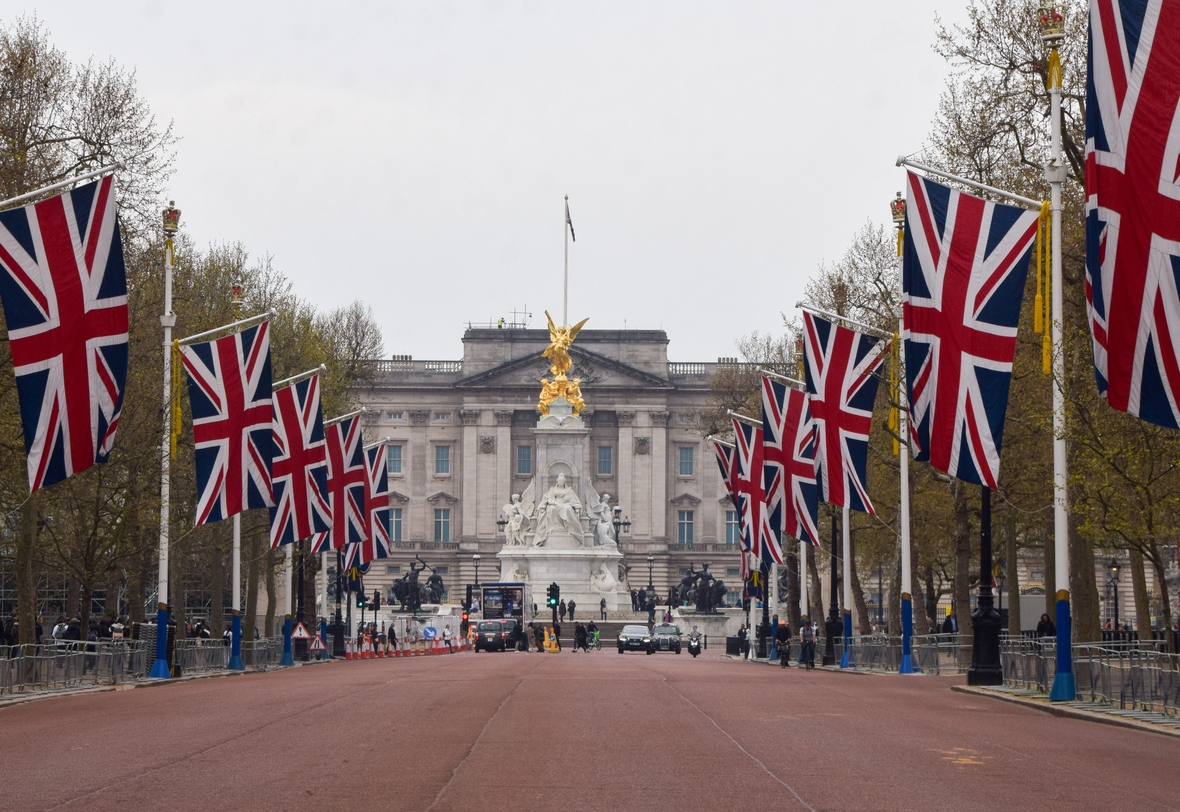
top-left (0, 637), bottom-right (290, 698)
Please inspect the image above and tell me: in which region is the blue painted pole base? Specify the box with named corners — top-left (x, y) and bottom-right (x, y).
top-left (840, 612), bottom-right (853, 668)
top-left (228, 613), bottom-right (245, 671)
top-left (279, 616), bottom-right (295, 666)
top-left (900, 596), bottom-right (915, 674)
top-left (1049, 593), bottom-right (1075, 701)
top-left (149, 605), bottom-right (171, 679)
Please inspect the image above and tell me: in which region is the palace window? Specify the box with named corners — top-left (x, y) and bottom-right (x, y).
top-left (677, 510), bottom-right (695, 544)
top-left (679, 446), bottom-right (694, 476)
top-left (516, 445), bottom-right (533, 476)
top-left (597, 445), bottom-right (613, 476)
top-left (725, 510), bottom-right (740, 545)
top-left (434, 508), bottom-right (451, 542)
top-left (391, 508), bottom-right (403, 542)
top-left (387, 444), bottom-right (403, 475)
top-left (434, 444), bottom-right (450, 475)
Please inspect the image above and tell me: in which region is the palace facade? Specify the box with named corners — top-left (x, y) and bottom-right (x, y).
top-left (350, 327), bottom-right (747, 609)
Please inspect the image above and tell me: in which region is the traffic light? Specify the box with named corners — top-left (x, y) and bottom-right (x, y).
top-left (465, 584), bottom-right (473, 610)
top-left (546, 582), bottom-right (560, 607)
top-left (372, 590), bottom-right (381, 611)
top-left (356, 591), bottom-right (366, 609)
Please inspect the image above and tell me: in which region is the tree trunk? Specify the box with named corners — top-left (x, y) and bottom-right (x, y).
top-left (1068, 520), bottom-right (1101, 644)
top-left (807, 545), bottom-right (824, 623)
top-left (909, 543), bottom-right (925, 635)
top-left (953, 484), bottom-right (972, 647)
top-left (1129, 546), bottom-right (1152, 641)
top-left (923, 564), bottom-right (938, 635)
top-left (888, 552), bottom-right (901, 637)
top-left (1006, 513), bottom-right (1021, 635)
top-left (786, 547), bottom-right (801, 632)
top-left (127, 547), bottom-right (147, 623)
top-left (264, 547), bottom-right (277, 638)
top-left (17, 496), bottom-right (37, 647)
top-left (1148, 541), bottom-right (1175, 653)
top-left (303, 549), bottom-right (318, 624)
top-left (104, 573), bottom-right (121, 621)
top-left (66, 578), bottom-right (80, 620)
top-left (78, 583), bottom-right (93, 641)
top-left (848, 534), bottom-right (871, 635)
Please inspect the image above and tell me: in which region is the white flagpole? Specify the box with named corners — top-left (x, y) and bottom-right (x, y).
top-left (1042, 16), bottom-right (1074, 701)
top-left (563, 195), bottom-right (569, 325)
top-left (150, 203), bottom-right (179, 680)
top-left (280, 544), bottom-right (294, 665)
top-left (227, 514), bottom-right (244, 670)
top-left (898, 306), bottom-right (915, 673)
top-left (840, 504), bottom-right (853, 667)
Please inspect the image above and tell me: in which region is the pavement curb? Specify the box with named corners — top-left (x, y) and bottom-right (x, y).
top-left (951, 684), bottom-right (1180, 740)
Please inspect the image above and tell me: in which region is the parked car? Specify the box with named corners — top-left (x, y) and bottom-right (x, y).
top-left (651, 623), bottom-right (681, 653)
top-left (474, 620), bottom-right (508, 652)
top-left (617, 624), bottom-right (653, 654)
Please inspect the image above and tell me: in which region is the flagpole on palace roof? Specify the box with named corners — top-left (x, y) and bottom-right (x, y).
top-left (1040, 5), bottom-right (1075, 703)
top-left (563, 196), bottom-right (570, 325)
top-left (150, 202), bottom-right (181, 681)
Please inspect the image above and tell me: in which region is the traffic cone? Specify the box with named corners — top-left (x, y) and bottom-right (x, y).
top-left (345, 639), bottom-right (353, 660)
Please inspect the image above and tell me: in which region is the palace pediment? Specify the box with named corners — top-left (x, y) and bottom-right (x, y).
top-left (454, 346), bottom-right (671, 391)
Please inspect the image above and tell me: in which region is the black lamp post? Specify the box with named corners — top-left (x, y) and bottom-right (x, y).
top-left (473, 553), bottom-right (481, 589)
top-left (967, 487), bottom-right (1002, 686)
top-left (332, 552), bottom-right (345, 658)
top-left (877, 564), bottom-right (884, 626)
top-left (295, 540), bottom-right (308, 661)
top-left (612, 507), bottom-right (631, 540)
top-left (646, 554), bottom-right (655, 592)
top-left (1108, 558), bottom-right (1120, 633)
top-left (823, 507), bottom-right (841, 666)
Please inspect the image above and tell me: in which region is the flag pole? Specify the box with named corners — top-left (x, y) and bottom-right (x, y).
top-left (1041, 10), bottom-right (1074, 702)
top-left (280, 545), bottom-right (294, 666)
top-left (798, 538), bottom-right (808, 664)
top-left (840, 504), bottom-right (853, 667)
top-left (563, 195), bottom-right (569, 326)
top-left (895, 156), bottom-right (1042, 210)
top-left (227, 514), bottom-right (245, 670)
top-left (0, 162), bottom-right (124, 211)
top-left (150, 202), bottom-right (180, 680)
top-left (892, 194), bottom-right (916, 674)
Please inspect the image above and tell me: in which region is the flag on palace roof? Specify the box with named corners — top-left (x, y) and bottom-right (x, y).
top-left (179, 321), bottom-right (276, 524)
top-left (269, 374), bottom-right (330, 548)
top-left (0, 175), bottom-right (128, 493)
top-left (1085, 0), bottom-right (1180, 429)
top-left (761, 376), bottom-right (820, 547)
top-left (802, 310), bottom-right (887, 515)
top-left (903, 171), bottom-right (1037, 487)
top-left (311, 412), bottom-right (368, 553)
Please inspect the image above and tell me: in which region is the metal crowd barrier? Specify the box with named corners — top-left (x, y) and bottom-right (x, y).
top-left (0, 636), bottom-right (290, 697)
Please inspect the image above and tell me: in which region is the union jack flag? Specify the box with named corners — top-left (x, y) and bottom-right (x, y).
top-left (761, 377), bottom-right (820, 547)
top-left (179, 322), bottom-right (275, 524)
top-left (712, 439), bottom-right (754, 580)
top-left (310, 413), bottom-right (367, 553)
top-left (802, 311), bottom-right (887, 514)
top-left (1086, 0), bottom-right (1180, 428)
top-left (0, 176), bottom-right (128, 493)
top-left (732, 417), bottom-right (781, 564)
top-left (269, 374), bottom-right (330, 548)
top-left (903, 171), bottom-right (1037, 487)
top-left (344, 443), bottom-right (392, 572)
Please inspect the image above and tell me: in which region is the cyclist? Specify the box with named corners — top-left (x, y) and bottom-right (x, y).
top-left (799, 619), bottom-right (816, 670)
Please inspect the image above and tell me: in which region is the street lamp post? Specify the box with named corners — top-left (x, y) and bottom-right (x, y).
top-left (473, 553), bottom-right (481, 589)
top-left (646, 554), bottom-right (654, 593)
top-left (824, 281), bottom-right (848, 668)
top-left (150, 202), bottom-right (180, 680)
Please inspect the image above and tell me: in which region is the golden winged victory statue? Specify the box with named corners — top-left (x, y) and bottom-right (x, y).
top-left (538, 310), bottom-right (590, 415)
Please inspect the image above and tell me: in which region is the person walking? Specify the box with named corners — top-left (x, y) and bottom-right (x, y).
top-left (553, 622), bottom-right (562, 651)
top-left (574, 622), bottom-right (588, 652)
top-left (1036, 613), bottom-right (1056, 638)
top-left (600, 597), bottom-right (607, 621)
top-left (558, 599), bottom-right (567, 623)
top-left (799, 619), bottom-right (815, 669)
top-left (443, 624), bottom-right (454, 652)
top-left (567, 600), bottom-right (576, 622)
top-left (737, 623), bottom-right (748, 657)
top-left (532, 623), bottom-right (544, 652)
top-left (587, 620), bottom-right (599, 649)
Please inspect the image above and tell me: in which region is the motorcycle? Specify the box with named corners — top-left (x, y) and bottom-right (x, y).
top-left (687, 633), bottom-right (702, 658)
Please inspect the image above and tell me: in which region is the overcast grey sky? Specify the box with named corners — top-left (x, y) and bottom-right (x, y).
top-left (14, 1), bottom-right (968, 361)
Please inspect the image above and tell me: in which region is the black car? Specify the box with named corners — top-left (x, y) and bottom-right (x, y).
top-left (651, 623), bottom-right (681, 653)
top-left (617, 624), bottom-right (653, 654)
top-left (474, 620), bottom-right (508, 652)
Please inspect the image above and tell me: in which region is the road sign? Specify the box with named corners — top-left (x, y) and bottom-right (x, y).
top-left (422, 627), bottom-right (437, 639)
top-left (309, 633), bottom-right (326, 652)
top-left (292, 622), bottom-right (311, 640)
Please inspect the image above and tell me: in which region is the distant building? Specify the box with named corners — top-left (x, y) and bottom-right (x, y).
top-left (346, 327), bottom-right (747, 611)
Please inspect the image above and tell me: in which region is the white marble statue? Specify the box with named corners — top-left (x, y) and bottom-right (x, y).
top-left (501, 481), bottom-right (534, 547)
top-left (505, 560), bottom-right (529, 582)
top-left (589, 561), bottom-right (619, 594)
top-left (533, 474), bottom-right (585, 545)
top-left (584, 484), bottom-right (617, 549)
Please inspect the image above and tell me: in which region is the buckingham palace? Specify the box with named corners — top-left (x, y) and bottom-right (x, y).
top-left (351, 325), bottom-right (746, 609)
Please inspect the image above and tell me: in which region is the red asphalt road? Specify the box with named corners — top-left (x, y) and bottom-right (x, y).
top-left (2, 648), bottom-right (1178, 812)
